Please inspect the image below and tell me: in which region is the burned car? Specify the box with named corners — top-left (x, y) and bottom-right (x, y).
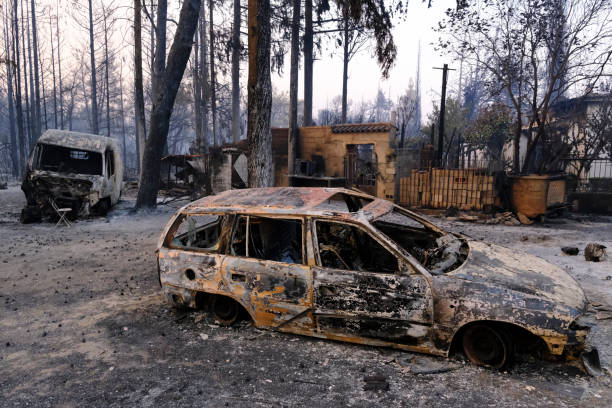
top-left (21, 130), bottom-right (123, 222)
top-left (157, 187), bottom-right (599, 370)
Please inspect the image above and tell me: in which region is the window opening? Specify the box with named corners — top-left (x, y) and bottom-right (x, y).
top-left (172, 214), bottom-right (222, 250)
top-left (315, 221), bottom-right (397, 273)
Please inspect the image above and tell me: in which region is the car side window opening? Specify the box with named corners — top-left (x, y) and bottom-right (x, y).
top-left (105, 150), bottom-right (115, 177)
top-left (172, 214), bottom-right (223, 251)
top-left (230, 216), bottom-right (303, 264)
top-left (315, 221), bottom-right (398, 273)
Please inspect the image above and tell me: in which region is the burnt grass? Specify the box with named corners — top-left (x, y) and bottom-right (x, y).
top-left (1, 185), bottom-right (611, 407)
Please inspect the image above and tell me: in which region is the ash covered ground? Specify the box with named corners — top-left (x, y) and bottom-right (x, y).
top-left (1, 184), bottom-right (611, 407)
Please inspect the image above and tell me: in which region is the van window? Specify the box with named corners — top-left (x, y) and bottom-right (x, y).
top-left (105, 151), bottom-right (115, 176)
top-left (36, 144), bottom-right (102, 175)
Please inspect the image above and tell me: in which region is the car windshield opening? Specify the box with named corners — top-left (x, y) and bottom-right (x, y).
top-left (373, 209), bottom-right (468, 274)
top-left (36, 144), bottom-right (103, 175)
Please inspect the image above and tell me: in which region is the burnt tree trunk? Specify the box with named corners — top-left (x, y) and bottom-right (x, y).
top-left (209, 0), bottom-right (217, 146)
top-left (103, 10), bottom-right (111, 137)
top-left (231, 0), bottom-right (241, 143)
top-left (247, 0), bottom-right (273, 187)
top-left (13, 0), bottom-right (25, 170)
top-left (136, 0), bottom-right (201, 208)
top-left (134, 0), bottom-right (147, 175)
top-left (287, 0), bottom-right (300, 181)
top-left (119, 64), bottom-right (127, 168)
top-left (39, 54), bottom-right (48, 129)
top-left (341, 13), bottom-right (349, 123)
top-left (192, 24), bottom-right (202, 151)
top-left (152, 0), bottom-right (167, 102)
top-left (56, 4), bottom-right (63, 129)
top-left (199, 2), bottom-right (209, 151)
top-left (21, 0), bottom-right (32, 151)
top-left (25, 0), bottom-right (35, 146)
top-left (50, 17), bottom-right (57, 129)
top-left (30, 0), bottom-right (41, 140)
top-left (513, 112), bottom-right (521, 174)
top-left (87, 0), bottom-right (99, 134)
top-left (4, 14), bottom-right (18, 176)
top-left (154, 0), bottom-right (167, 154)
top-left (303, 0), bottom-right (313, 126)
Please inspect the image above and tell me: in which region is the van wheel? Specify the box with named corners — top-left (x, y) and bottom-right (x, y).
top-left (462, 324), bottom-right (512, 369)
top-left (94, 198), bottom-right (110, 216)
top-left (208, 295), bottom-right (240, 326)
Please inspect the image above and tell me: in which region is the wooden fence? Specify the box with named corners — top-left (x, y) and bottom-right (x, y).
top-left (399, 168), bottom-right (495, 211)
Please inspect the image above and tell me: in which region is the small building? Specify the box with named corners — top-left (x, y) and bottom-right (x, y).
top-left (275, 123), bottom-right (398, 200)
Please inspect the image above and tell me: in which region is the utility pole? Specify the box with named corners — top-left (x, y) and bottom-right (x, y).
top-left (433, 64), bottom-right (454, 167)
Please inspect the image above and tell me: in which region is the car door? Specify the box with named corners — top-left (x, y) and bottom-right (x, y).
top-left (311, 218), bottom-right (433, 347)
top-left (221, 215), bottom-right (314, 333)
top-left (158, 213), bottom-right (229, 305)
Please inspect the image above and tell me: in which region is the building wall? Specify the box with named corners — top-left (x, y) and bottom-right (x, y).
top-left (296, 125), bottom-right (397, 200)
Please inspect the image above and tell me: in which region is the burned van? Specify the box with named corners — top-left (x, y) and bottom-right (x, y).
top-left (21, 130), bottom-right (123, 222)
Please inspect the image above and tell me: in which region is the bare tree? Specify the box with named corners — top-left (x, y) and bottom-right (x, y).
top-left (12, 0), bottom-right (26, 170)
top-left (231, 0), bottom-right (241, 143)
top-left (136, 0), bottom-right (201, 208)
top-left (4, 7), bottom-right (18, 175)
top-left (49, 13), bottom-right (57, 128)
top-left (30, 0), bottom-right (41, 140)
top-left (208, 0), bottom-right (217, 146)
top-left (440, 0), bottom-right (612, 173)
top-left (87, 0), bottom-right (99, 134)
top-left (247, 0), bottom-right (273, 187)
top-left (287, 0), bottom-right (300, 181)
top-left (303, 0), bottom-right (313, 125)
top-left (134, 0), bottom-right (146, 173)
top-left (56, 0), bottom-right (63, 129)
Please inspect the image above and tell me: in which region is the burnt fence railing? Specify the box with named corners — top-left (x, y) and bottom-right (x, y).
top-left (561, 158), bottom-right (612, 193)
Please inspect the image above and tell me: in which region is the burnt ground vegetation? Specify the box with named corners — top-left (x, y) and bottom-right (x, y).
top-left (1, 184), bottom-right (611, 407)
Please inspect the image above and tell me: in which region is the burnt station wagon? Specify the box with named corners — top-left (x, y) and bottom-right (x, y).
top-left (157, 187), bottom-right (598, 370)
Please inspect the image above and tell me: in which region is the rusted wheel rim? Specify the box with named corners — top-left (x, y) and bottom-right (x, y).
top-left (210, 296), bottom-right (239, 326)
top-left (462, 325), bottom-right (509, 369)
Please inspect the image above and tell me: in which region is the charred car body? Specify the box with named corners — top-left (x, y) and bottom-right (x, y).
top-left (157, 187), bottom-right (599, 370)
top-left (21, 130), bottom-right (123, 222)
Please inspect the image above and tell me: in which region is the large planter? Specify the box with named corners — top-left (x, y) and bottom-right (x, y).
top-left (510, 174), bottom-right (566, 218)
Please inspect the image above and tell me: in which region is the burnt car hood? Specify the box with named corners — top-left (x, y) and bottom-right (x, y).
top-left (26, 171), bottom-right (95, 196)
top-left (449, 241), bottom-right (587, 312)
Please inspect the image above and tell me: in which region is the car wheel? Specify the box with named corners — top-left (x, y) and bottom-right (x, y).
top-left (208, 295), bottom-right (240, 326)
top-left (462, 324), bottom-right (512, 369)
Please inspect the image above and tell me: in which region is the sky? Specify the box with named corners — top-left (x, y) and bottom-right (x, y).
top-left (271, 0), bottom-right (460, 121)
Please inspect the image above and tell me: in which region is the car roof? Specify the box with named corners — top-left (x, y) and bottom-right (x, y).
top-left (37, 129), bottom-right (119, 153)
top-left (181, 187), bottom-right (394, 219)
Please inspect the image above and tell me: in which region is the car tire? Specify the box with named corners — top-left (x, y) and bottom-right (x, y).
top-left (208, 295), bottom-right (240, 326)
top-left (20, 205), bottom-right (42, 224)
top-left (94, 198), bottom-right (110, 216)
top-left (462, 324), bottom-right (513, 369)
